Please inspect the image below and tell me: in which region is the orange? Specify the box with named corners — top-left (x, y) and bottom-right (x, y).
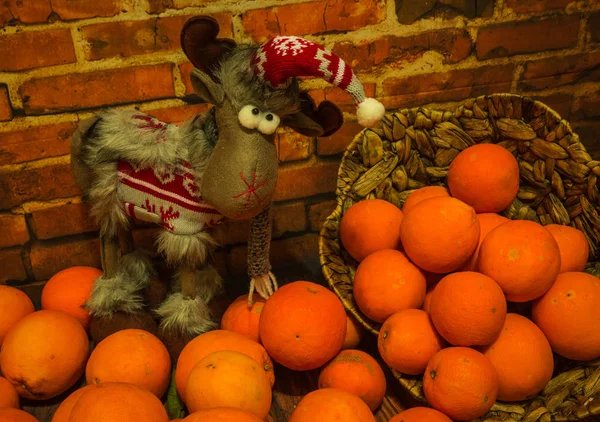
top-left (400, 196), bottom-right (480, 273)
top-left (478, 220), bottom-right (561, 302)
top-left (481, 313), bottom-right (554, 401)
top-left (0, 285), bottom-right (34, 346)
top-left (51, 385), bottom-right (97, 422)
top-left (185, 350), bottom-right (272, 419)
top-left (0, 409), bottom-right (39, 422)
top-left (423, 347), bottom-right (499, 421)
top-left (68, 382), bottom-right (168, 422)
top-left (532, 272), bottom-right (600, 361)
top-left (220, 294), bottom-right (265, 344)
top-left (544, 224), bottom-right (589, 273)
top-left (402, 186), bottom-right (450, 215)
top-left (0, 376), bottom-right (19, 409)
top-left (318, 349), bottom-right (386, 411)
top-left (448, 143), bottom-right (520, 213)
top-left (289, 388), bottom-right (375, 422)
top-left (0, 310), bottom-right (89, 400)
top-left (429, 272), bottom-right (507, 346)
top-left (389, 407), bottom-right (452, 422)
top-left (353, 249), bottom-right (426, 323)
top-left (259, 281), bottom-right (346, 371)
top-left (422, 284), bottom-right (435, 313)
top-left (182, 408), bottom-right (263, 421)
top-left (175, 329), bottom-right (274, 403)
top-left (342, 313), bottom-right (366, 350)
top-left (340, 199), bottom-right (403, 262)
top-left (461, 213), bottom-right (509, 271)
top-left (378, 309), bottom-right (445, 375)
top-left (86, 328), bottom-right (171, 397)
top-left (41, 266), bottom-right (102, 331)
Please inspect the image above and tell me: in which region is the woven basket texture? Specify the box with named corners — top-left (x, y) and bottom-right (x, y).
top-left (319, 93), bottom-right (600, 421)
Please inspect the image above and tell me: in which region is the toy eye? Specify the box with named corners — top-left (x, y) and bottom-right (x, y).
top-left (257, 112), bottom-right (280, 135)
top-left (238, 105), bottom-right (262, 129)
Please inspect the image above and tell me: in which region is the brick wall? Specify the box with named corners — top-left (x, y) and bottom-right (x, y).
top-left (1, 0), bottom-right (599, 290)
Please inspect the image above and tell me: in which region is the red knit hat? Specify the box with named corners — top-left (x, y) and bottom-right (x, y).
top-left (251, 36), bottom-right (385, 128)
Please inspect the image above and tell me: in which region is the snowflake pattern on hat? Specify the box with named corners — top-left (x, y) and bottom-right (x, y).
top-left (251, 35), bottom-right (385, 128)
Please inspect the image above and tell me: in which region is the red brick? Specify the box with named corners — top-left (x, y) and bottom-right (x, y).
top-left (476, 16), bottom-right (580, 60)
top-left (332, 29), bottom-right (472, 73)
top-left (590, 12), bottom-right (600, 43)
top-left (51, 0), bottom-right (123, 20)
top-left (20, 64), bottom-right (175, 115)
top-left (212, 201), bottom-right (307, 245)
top-left (309, 199), bottom-right (336, 231)
top-left (274, 160), bottom-right (340, 201)
top-left (382, 64), bottom-right (515, 109)
top-left (0, 121), bottom-right (77, 165)
top-left (211, 220), bottom-right (250, 246)
top-left (317, 120), bottom-right (363, 156)
top-left (572, 121), bottom-right (600, 159)
top-left (0, 247), bottom-right (28, 284)
top-left (0, 4), bottom-right (14, 27)
top-left (0, 163), bottom-right (81, 210)
top-left (530, 92), bottom-right (573, 119)
top-left (504, 0), bottom-right (571, 13)
top-left (147, 0), bottom-right (173, 13)
top-left (30, 237), bottom-right (101, 280)
top-left (243, 0), bottom-right (386, 42)
top-left (0, 214), bottom-right (29, 248)
top-left (519, 51), bottom-right (600, 91)
top-left (82, 13), bottom-right (232, 61)
top-left (228, 233), bottom-right (319, 277)
top-left (145, 103), bottom-right (210, 124)
top-left (6, 0), bottom-right (51, 23)
top-left (310, 84), bottom-right (377, 113)
top-left (0, 85), bottom-right (12, 122)
top-left (152, 0), bottom-right (221, 10)
top-left (573, 87), bottom-right (600, 120)
top-left (30, 202), bottom-right (98, 240)
top-left (272, 202), bottom-right (307, 237)
top-left (0, 29), bottom-right (76, 72)
top-left (277, 130), bottom-right (313, 162)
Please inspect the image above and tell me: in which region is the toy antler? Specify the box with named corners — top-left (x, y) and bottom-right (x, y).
top-left (180, 16), bottom-right (236, 82)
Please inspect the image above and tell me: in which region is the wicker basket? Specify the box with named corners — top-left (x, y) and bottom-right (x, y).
top-left (319, 94), bottom-right (600, 421)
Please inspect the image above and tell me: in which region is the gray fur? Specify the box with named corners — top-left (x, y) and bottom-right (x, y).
top-left (70, 24), bottom-right (342, 339)
top-left (156, 229), bottom-right (218, 268)
top-left (217, 46), bottom-right (301, 115)
top-left (85, 249), bottom-right (155, 316)
top-left (75, 108), bottom-right (215, 237)
top-left (155, 293), bottom-right (218, 337)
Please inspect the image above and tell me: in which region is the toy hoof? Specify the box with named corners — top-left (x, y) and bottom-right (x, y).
top-left (90, 311), bottom-right (159, 345)
top-left (158, 327), bottom-right (194, 362)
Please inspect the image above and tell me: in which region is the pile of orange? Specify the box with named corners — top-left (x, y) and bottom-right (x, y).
top-left (338, 143), bottom-right (600, 420)
top-left (1, 142), bottom-right (598, 422)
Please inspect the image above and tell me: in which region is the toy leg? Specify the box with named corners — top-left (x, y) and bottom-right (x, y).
top-left (154, 230), bottom-right (222, 360)
top-left (86, 228), bottom-right (158, 343)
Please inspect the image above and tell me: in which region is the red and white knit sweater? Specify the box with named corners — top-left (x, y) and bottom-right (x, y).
top-left (116, 114), bottom-right (224, 235)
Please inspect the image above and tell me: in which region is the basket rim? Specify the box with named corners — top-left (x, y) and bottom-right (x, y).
top-left (318, 92), bottom-right (600, 420)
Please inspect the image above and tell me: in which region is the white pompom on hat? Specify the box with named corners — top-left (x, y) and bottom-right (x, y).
top-left (251, 35), bottom-right (385, 128)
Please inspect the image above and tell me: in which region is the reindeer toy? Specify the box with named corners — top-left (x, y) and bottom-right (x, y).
top-left (70, 15), bottom-right (385, 352)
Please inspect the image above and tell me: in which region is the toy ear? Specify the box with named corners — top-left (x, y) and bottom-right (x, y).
top-left (283, 92), bottom-right (344, 137)
top-left (190, 67), bottom-right (225, 106)
top-left (180, 16), bottom-right (237, 82)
